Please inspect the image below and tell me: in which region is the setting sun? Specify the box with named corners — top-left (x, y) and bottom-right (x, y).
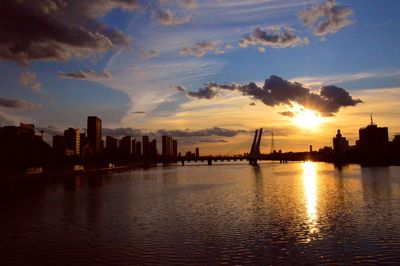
top-left (293, 109), bottom-right (323, 129)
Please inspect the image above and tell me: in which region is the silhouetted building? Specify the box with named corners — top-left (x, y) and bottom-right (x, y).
top-left (309, 145), bottom-right (313, 153)
top-left (119, 136), bottom-right (131, 156)
top-left (359, 116), bottom-right (389, 163)
top-left (142, 135), bottom-right (149, 158)
top-left (173, 139), bottom-right (178, 158)
top-left (80, 133), bottom-right (92, 159)
top-left (135, 141), bottom-right (142, 157)
top-left (150, 139), bottom-right (157, 158)
top-left (333, 129), bottom-right (349, 156)
top-left (131, 139), bottom-right (136, 157)
top-left (106, 136), bottom-right (118, 151)
top-left (195, 147), bottom-right (199, 158)
top-left (87, 116), bottom-right (102, 155)
top-left (0, 124), bottom-right (52, 172)
top-left (162, 135), bottom-right (174, 158)
top-left (53, 135), bottom-right (65, 155)
top-left (64, 128), bottom-right (80, 156)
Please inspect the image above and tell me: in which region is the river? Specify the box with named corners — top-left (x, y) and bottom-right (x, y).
top-left (1, 162), bottom-right (400, 265)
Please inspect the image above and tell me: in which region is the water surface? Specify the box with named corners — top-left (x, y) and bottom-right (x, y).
top-left (1, 162), bottom-right (400, 265)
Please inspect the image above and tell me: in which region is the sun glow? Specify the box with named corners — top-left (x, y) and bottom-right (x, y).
top-left (293, 107), bottom-right (323, 129)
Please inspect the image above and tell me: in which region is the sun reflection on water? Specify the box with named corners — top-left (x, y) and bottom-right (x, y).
top-left (302, 161), bottom-right (319, 241)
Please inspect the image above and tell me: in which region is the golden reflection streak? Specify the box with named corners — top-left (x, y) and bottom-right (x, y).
top-left (302, 161), bottom-right (319, 241)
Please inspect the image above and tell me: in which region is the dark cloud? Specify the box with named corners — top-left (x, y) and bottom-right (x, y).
top-left (102, 127), bottom-right (248, 138)
top-left (0, 0), bottom-right (138, 65)
top-left (102, 128), bottom-right (143, 138)
top-left (155, 9), bottom-right (191, 25)
top-left (0, 97), bottom-right (40, 109)
top-left (239, 26), bottom-right (309, 49)
top-left (156, 127), bottom-right (248, 137)
top-left (184, 75), bottom-right (362, 116)
top-left (131, 111), bottom-right (146, 114)
top-left (299, 0), bottom-right (353, 37)
top-left (180, 41), bottom-right (224, 58)
top-left (187, 87), bottom-right (218, 99)
top-left (58, 69), bottom-right (112, 81)
top-left (279, 111), bottom-right (295, 117)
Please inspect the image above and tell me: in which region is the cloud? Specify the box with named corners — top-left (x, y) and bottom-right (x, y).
top-left (279, 111), bottom-right (295, 117)
top-left (155, 9), bottom-right (192, 25)
top-left (299, 0), bottom-right (354, 37)
top-left (239, 26), bottom-right (309, 49)
top-left (102, 126), bottom-right (247, 138)
top-left (0, 97), bottom-right (40, 109)
top-left (0, 0), bottom-right (137, 65)
top-left (131, 111), bottom-right (146, 114)
top-left (184, 87), bottom-right (218, 99)
top-left (179, 41), bottom-right (224, 58)
top-left (19, 72), bottom-right (42, 91)
top-left (58, 69), bottom-right (112, 81)
top-left (156, 127), bottom-right (248, 137)
top-left (178, 0), bottom-right (198, 9)
top-left (139, 49), bottom-right (160, 59)
top-left (183, 75), bottom-right (362, 116)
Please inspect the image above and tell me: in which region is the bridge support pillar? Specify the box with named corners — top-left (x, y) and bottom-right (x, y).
top-left (208, 159), bottom-right (212, 165)
top-left (181, 160), bottom-right (185, 166)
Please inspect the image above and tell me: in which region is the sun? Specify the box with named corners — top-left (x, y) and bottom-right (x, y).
top-left (293, 108), bottom-right (323, 129)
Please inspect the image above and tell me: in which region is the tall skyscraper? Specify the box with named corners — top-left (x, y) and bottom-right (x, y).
top-left (87, 116), bottom-right (102, 155)
top-left (142, 135), bottom-right (149, 158)
top-left (136, 141), bottom-right (142, 157)
top-left (131, 139), bottom-right (136, 157)
top-left (333, 129), bottom-right (349, 156)
top-left (119, 136), bottom-right (132, 156)
top-left (162, 135), bottom-right (173, 158)
top-left (106, 136), bottom-right (118, 152)
top-left (359, 116), bottom-right (389, 162)
top-left (64, 128), bottom-right (80, 156)
top-left (195, 147), bottom-right (199, 158)
top-left (53, 135), bottom-right (65, 155)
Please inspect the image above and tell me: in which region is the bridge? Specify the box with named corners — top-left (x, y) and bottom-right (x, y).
top-left (167, 128), bottom-right (292, 166)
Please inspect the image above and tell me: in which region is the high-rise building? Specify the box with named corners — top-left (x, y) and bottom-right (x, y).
top-left (106, 136), bottom-right (118, 152)
top-left (195, 147), bottom-right (199, 158)
top-left (119, 136), bottom-right (131, 156)
top-left (142, 135), bottom-right (149, 158)
top-left (162, 135), bottom-right (174, 158)
top-left (333, 129), bottom-right (349, 156)
top-left (131, 139), bottom-right (136, 157)
top-left (150, 139), bottom-right (157, 158)
top-left (173, 139), bottom-right (178, 158)
top-left (87, 116), bottom-right (102, 155)
top-left (136, 141), bottom-right (142, 157)
top-left (53, 135), bottom-right (65, 155)
top-left (359, 116), bottom-right (389, 162)
top-left (64, 128), bottom-right (80, 156)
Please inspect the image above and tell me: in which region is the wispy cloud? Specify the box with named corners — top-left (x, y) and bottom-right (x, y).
top-left (58, 69), bottom-right (112, 81)
top-left (179, 41), bottom-right (224, 58)
top-left (0, 97), bottom-right (40, 109)
top-left (299, 0), bottom-right (354, 37)
top-left (19, 72), bottom-right (42, 91)
top-left (155, 9), bottom-right (192, 25)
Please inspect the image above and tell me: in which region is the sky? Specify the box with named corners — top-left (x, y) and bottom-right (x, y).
top-left (1, 0), bottom-right (400, 154)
